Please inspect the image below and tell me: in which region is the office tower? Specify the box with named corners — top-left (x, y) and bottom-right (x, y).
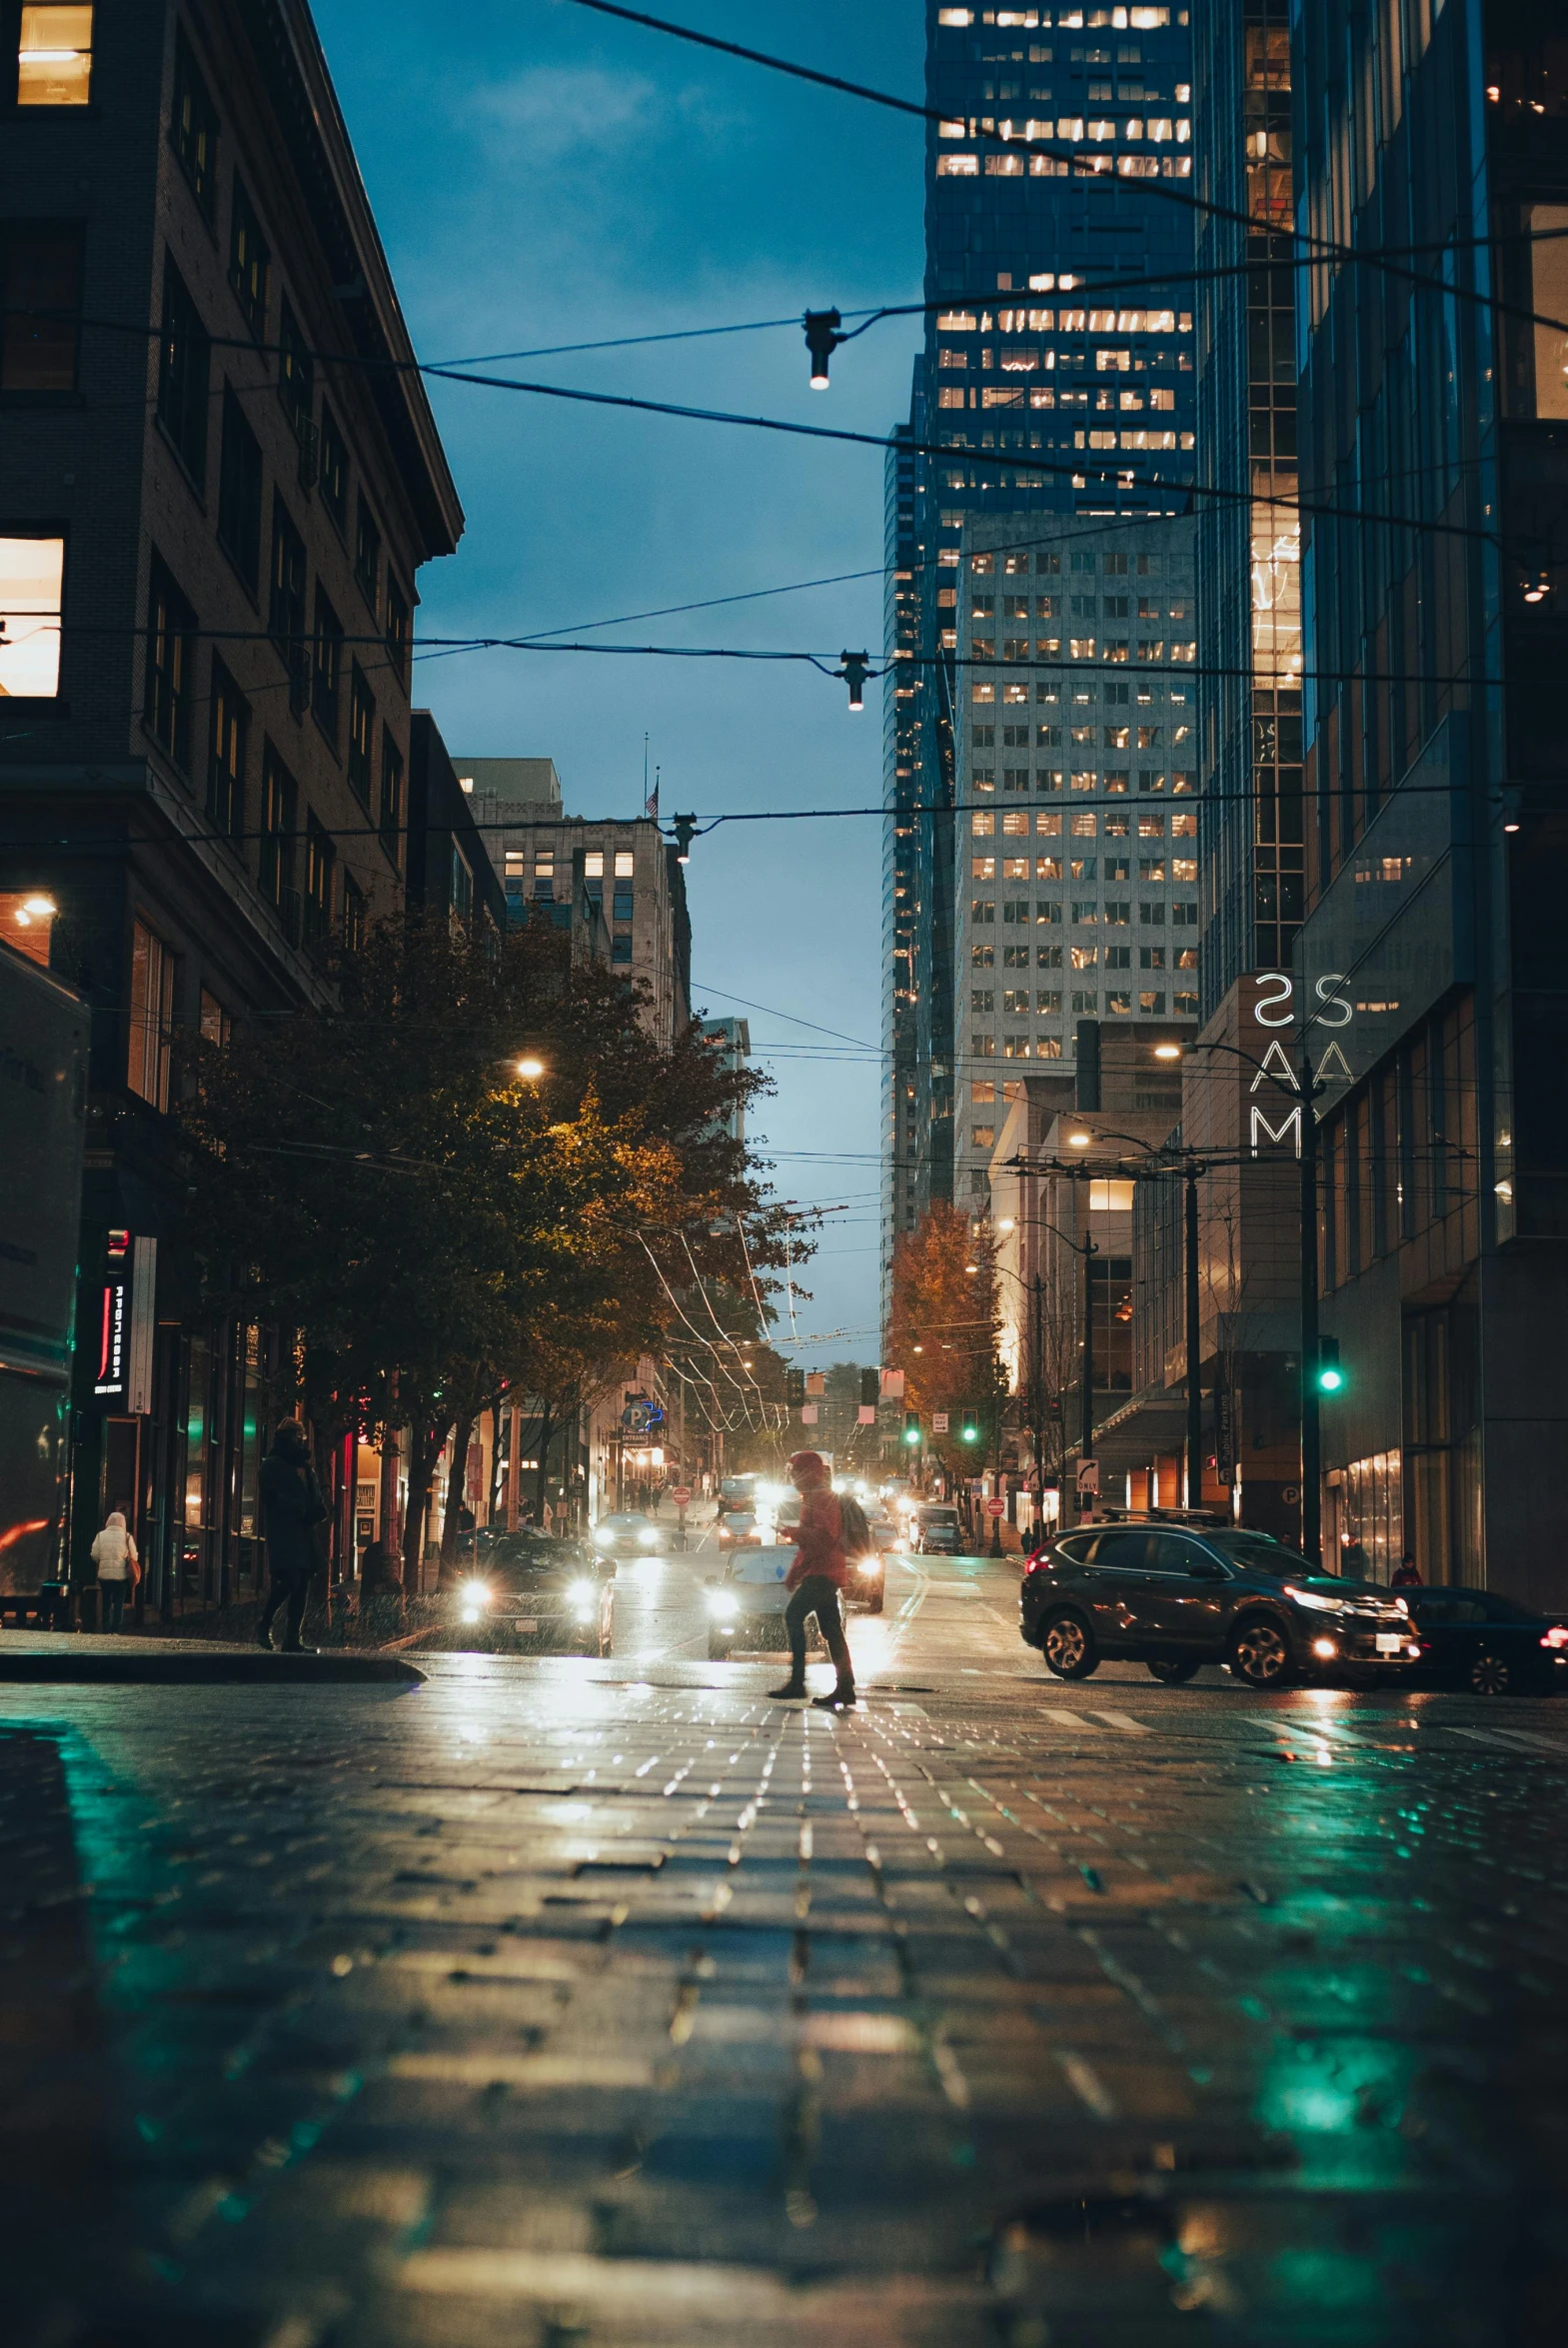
top-left (882, 0), bottom-right (1198, 1313)
top-left (952, 507), bottom-right (1199, 1214)
top-left (457, 760), bottom-right (692, 1047)
top-left (1193, 0), bottom-right (1300, 1009)
top-left (1293, 0), bottom-right (1568, 1597)
top-left (0, 1), bottom-right (462, 1611)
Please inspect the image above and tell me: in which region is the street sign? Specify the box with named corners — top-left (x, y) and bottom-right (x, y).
top-left (986, 1497), bottom-right (1005, 1517)
top-left (672, 1486), bottom-right (692, 1506)
top-left (931, 1411), bottom-right (949, 1433)
top-left (1075, 1458), bottom-right (1100, 1495)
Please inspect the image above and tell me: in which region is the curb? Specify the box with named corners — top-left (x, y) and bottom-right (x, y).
top-left (0, 1646), bottom-right (425, 1686)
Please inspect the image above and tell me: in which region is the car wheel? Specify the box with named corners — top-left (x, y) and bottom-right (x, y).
top-left (867, 1592), bottom-right (884, 1615)
top-left (1468, 1649), bottom-right (1511, 1696)
top-left (1041, 1611), bottom-right (1099, 1680)
top-left (1147, 1656), bottom-right (1199, 1685)
top-left (1228, 1615), bottom-right (1294, 1689)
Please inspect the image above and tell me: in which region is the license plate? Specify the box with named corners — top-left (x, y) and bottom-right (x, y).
top-left (518, 1617), bottom-right (539, 1633)
top-left (1375, 1632), bottom-right (1402, 1653)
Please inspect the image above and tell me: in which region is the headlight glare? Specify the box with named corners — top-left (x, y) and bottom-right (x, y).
top-left (1284, 1584), bottom-right (1339, 1612)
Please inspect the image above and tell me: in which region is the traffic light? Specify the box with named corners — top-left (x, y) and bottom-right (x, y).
top-left (859, 1367), bottom-right (879, 1409)
top-left (1314, 1337), bottom-right (1345, 1394)
top-left (784, 1368), bottom-right (805, 1408)
top-left (960, 1409), bottom-right (980, 1444)
top-left (902, 1410), bottom-right (921, 1447)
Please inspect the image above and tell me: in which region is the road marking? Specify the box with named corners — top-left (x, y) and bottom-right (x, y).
top-left (1448, 1725), bottom-right (1568, 1755)
top-left (1038, 1709), bottom-right (1096, 1730)
top-left (388, 2052), bottom-right (656, 2089)
top-left (1055, 2051), bottom-right (1117, 2118)
top-left (1089, 1710), bottom-right (1152, 1734)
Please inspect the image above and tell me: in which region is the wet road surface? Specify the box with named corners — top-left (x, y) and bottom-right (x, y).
top-left (5, 1546), bottom-right (1568, 2343)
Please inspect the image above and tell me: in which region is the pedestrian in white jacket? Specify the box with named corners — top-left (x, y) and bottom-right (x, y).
top-left (90, 1509), bottom-right (139, 1632)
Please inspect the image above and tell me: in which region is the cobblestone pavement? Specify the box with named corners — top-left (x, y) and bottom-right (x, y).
top-left (5, 1549), bottom-right (1568, 2345)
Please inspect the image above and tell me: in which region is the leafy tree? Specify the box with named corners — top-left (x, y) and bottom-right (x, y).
top-left (885, 1203), bottom-right (1001, 1478)
top-left (181, 918), bottom-right (796, 1588)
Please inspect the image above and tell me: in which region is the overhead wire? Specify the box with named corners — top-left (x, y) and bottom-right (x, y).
top-left (558, 0), bottom-right (1568, 342)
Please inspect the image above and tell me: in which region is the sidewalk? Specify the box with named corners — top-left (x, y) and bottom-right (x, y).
top-left (0, 1630), bottom-right (424, 1683)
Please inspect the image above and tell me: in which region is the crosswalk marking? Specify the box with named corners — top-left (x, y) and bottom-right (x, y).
top-left (1449, 1724), bottom-right (1568, 1755)
top-left (1088, 1710), bottom-right (1152, 1733)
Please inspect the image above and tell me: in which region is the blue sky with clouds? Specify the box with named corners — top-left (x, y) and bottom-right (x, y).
top-left (313, 0), bottom-right (927, 1355)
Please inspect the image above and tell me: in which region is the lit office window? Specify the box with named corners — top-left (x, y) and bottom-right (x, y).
top-left (17, 5), bottom-right (92, 105)
top-left (0, 535), bottom-right (64, 696)
top-left (128, 921), bottom-right (174, 1112)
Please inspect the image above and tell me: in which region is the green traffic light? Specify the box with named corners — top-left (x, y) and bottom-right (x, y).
top-left (961, 1422), bottom-right (979, 1443)
top-left (1317, 1364), bottom-right (1345, 1393)
top-left (902, 1425), bottom-right (920, 1446)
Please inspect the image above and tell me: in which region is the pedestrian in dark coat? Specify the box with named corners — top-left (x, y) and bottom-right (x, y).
top-left (256, 1419), bottom-right (327, 1651)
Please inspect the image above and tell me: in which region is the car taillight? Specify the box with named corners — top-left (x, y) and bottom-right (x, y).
top-left (1540, 1625), bottom-right (1568, 1648)
top-left (1022, 1556), bottom-right (1050, 1576)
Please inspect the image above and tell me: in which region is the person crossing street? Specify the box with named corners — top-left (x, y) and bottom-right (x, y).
top-left (256, 1418), bottom-right (328, 1652)
top-left (769, 1449), bottom-right (856, 1708)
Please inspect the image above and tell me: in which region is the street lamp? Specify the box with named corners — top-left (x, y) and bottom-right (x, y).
top-left (515, 1056), bottom-right (546, 1081)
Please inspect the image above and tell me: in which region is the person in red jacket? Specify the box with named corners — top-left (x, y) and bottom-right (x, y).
top-left (769, 1449), bottom-right (856, 1707)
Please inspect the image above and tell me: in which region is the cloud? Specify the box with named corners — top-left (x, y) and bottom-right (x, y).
top-left (467, 64), bottom-right (662, 164)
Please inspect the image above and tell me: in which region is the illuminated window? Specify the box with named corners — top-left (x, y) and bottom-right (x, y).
top-left (614, 851), bottom-right (635, 878)
top-left (971, 811), bottom-right (994, 836)
top-left (1089, 1179), bottom-right (1135, 1210)
top-left (0, 534), bottom-right (63, 697)
top-left (0, 891), bottom-right (56, 967)
top-left (17, 5), bottom-right (92, 105)
top-left (936, 154), bottom-right (978, 176)
top-left (128, 921), bottom-right (174, 1113)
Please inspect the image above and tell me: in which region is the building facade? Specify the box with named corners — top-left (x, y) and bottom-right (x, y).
top-left (1292, 0), bottom-right (1568, 1603)
top-left (0, 1), bottom-right (462, 1611)
top-left (883, 0), bottom-right (1200, 1326)
top-left (407, 715), bottom-right (506, 933)
top-left (954, 508), bottom-right (1201, 1214)
top-left (458, 759), bottom-right (692, 1047)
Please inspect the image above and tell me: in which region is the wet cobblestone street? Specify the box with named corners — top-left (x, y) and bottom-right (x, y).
top-left (5, 1550), bottom-right (1568, 2344)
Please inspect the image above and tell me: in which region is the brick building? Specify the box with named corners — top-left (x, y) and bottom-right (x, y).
top-left (0, 2), bottom-right (462, 1610)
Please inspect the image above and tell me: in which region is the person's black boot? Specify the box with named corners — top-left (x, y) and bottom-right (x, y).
top-left (768, 1677), bottom-right (806, 1700)
top-left (812, 1681), bottom-right (856, 1710)
top-left (255, 1621), bottom-right (274, 1649)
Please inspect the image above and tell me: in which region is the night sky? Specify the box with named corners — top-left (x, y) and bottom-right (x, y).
top-left (313, 0), bottom-right (929, 1351)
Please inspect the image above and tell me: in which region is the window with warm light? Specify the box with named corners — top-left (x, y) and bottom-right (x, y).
top-left (0, 890), bottom-right (56, 966)
top-left (128, 921), bottom-right (174, 1112)
top-left (0, 534), bottom-right (64, 697)
top-left (614, 851), bottom-right (635, 878)
top-left (17, 5), bottom-right (92, 104)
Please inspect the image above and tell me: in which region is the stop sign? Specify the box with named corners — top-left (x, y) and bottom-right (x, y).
top-left (672, 1486), bottom-right (692, 1506)
top-left (986, 1498), bottom-right (1005, 1517)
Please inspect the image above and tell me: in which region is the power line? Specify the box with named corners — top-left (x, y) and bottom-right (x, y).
top-left (558, 0), bottom-right (1567, 343)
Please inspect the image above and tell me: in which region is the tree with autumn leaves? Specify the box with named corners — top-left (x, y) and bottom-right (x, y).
top-left (180, 915), bottom-right (799, 1588)
top-left (884, 1202), bottom-right (1003, 1479)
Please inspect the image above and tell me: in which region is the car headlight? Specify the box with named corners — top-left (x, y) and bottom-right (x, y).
top-left (1284, 1585), bottom-right (1340, 1612)
top-left (857, 1554), bottom-right (882, 1575)
top-left (461, 1580), bottom-right (492, 1607)
top-left (569, 1578), bottom-right (596, 1605)
top-left (705, 1586), bottom-right (737, 1615)
top-left (638, 1527), bottom-right (661, 1549)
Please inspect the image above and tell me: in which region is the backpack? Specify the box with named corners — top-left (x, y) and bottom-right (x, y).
top-left (836, 1493), bottom-right (872, 1557)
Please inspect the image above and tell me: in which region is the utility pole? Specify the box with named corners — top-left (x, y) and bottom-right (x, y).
top-left (1080, 1233), bottom-right (1097, 1469)
top-left (1031, 1269), bottom-right (1046, 1527)
top-left (1185, 1163), bottom-right (1202, 1509)
top-left (1299, 1030), bottom-right (1321, 1565)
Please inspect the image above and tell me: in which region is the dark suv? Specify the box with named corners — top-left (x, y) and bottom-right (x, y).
top-left (1019, 1521), bottom-right (1420, 1688)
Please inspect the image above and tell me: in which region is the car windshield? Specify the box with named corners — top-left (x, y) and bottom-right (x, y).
top-left (1203, 1532), bottom-right (1316, 1577)
top-left (599, 1516), bottom-right (648, 1534)
top-left (487, 1538), bottom-right (589, 1586)
top-left (920, 1508), bottom-right (958, 1524)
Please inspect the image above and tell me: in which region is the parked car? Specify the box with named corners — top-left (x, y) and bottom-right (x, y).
top-left (1020, 1521), bottom-right (1420, 1688)
top-left (913, 1503), bottom-right (963, 1555)
top-left (591, 1511), bottom-right (667, 1560)
top-left (1403, 1586), bottom-right (1568, 1695)
top-left (450, 1533), bottom-right (612, 1653)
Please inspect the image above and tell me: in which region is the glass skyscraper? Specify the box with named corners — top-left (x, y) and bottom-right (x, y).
top-left (882, 2), bottom-right (1201, 1287)
top-left (1193, 0), bottom-right (1300, 1012)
